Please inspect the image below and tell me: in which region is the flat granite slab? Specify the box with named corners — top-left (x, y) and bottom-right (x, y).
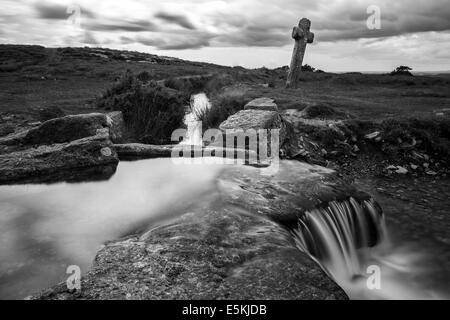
top-left (244, 97), bottom-right (278, 111)
top-left (114, 143), bottom-right (258, 161)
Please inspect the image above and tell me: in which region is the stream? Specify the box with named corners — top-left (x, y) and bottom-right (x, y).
top-left (0, 159), bottom-right (449, 299)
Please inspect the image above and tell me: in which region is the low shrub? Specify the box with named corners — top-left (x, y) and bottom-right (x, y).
top-left (196, 89), bottom-right (251, 130)
top-left (137, 70), bottom-right (152, 82)
top-left (95, 70), bottom-right (137, 110)
top-left (121, 85), bottom-right (186, 144)
top-left (96, 71), bottom-right (186, 144)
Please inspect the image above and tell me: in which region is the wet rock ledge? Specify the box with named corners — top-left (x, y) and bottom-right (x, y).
top-left (35, 161), bottom-right (352, 300)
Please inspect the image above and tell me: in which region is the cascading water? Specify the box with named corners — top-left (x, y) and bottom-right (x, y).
top-left (292, 198), bottom-right (386, 282)
top-left (291, 197), bottom-right (449, 299)
top-left (180, 93), bottom-right (211, 146)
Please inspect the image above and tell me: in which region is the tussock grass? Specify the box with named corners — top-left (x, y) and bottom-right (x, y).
top-left (95, 70), bottom-right (186, 144)
top-left (195, 88), bottom-right (251, 130)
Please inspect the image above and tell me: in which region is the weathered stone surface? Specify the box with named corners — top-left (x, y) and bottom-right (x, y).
top-left (34, 161), bottom-right (354, 300)
top-left (24, 113), bottom-right (109, 145)
top-left (114, 143), bottom-right (257, 161)
top-left (244, 98), bottom-right (278, 111)
top-left (0, 129), bottom-right (28, 148)
top-left (0, 112), bottom-right (126, 148)
top-left (219, 109), bottom-right (282, 132)
top-left (114, 143), bottom-right (175, 159)
top-left (218, 107), bottom-right (296, 158)
top-left (0, 132), bottom-right (118, 184)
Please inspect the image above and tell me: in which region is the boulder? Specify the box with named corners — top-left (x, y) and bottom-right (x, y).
top-left (218, 108), bottom-right (293, 158)
top-left (24, 113), bottom-right (110, 145)
top-left (219, 109), bottom-right (282, 132)
top-left (0, 131), bottom-right (118, 184)
top-left (244, 97), bottom-right (278, 111)
top-left (0, 111), bottom-right (126, 149)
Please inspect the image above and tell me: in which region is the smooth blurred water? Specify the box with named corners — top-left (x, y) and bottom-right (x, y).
top-left (291, 179), bottom-right (450, 300)
top-left (0, 159), bottom-right (448, 300)
top-left (181, 93), bottom-right (211, 146)
top-left (0, 159), bottom-right (224, 299)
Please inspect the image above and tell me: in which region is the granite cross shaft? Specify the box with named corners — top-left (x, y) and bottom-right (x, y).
top-left (286, 18), bottom-right (314, 89)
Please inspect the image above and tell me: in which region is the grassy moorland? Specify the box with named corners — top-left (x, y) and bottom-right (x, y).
top-left (1, 44), bottom-right (449, 173)
top-left (1, 44), bottom-right (449, 119)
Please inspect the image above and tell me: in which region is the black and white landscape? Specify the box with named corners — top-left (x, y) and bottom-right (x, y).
top-left (0, 0), bottom-right (449, 301)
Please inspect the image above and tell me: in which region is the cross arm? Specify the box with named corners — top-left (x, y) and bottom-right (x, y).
top-left (307, 32), bottom-right (314, 44)
top-left (292, 26), bottom-right (303, 40)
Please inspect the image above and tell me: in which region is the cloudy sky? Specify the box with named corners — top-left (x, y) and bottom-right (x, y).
top-left (1, 0), bottom-right (449, 71)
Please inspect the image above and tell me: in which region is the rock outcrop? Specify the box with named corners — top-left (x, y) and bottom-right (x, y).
top-left (0, 131), bottom-right (118, 184)
top-left (0, 112), bottom-right (124, 148)
top-left (218, 98), bottom-right (299, 159)
top-left (24, 113), bottom-right (110, 145)
top-left (0, 112), bottom-right (123, 184)
top-left (35, 161), bottom-right (356, 300)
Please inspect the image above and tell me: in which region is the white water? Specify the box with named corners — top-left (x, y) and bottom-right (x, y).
top-left (0, 159), bottom-right (224, 299)
top-left (292, 198), bottom-right (449, 299)
top-left (0, 157), bottom-right (448, 300)
top-left (180, 93), bottom-right (211, 146)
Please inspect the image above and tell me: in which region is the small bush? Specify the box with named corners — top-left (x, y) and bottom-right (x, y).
top-left (121, 85), bottom-right (186, 144)
top-left (196, 89), bottom-right (251, 129)
top-left (137, 70), bottom-right (152, 82)
top-left (164, 77), bottom-right (188, 91)
top-left (95, 70), bottom-right (136, 109)
top-left (390, 65), bottom-right (413, 76)
top-left (302, 64), bottom-right (316, 72)
top-left (97, 73), bottom-right (186, 144)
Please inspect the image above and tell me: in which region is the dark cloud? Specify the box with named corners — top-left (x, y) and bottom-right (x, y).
top-left (119, 36), bottom-right (135, 44)
top-left (34, 3), bottom-right (95, 20)
top-left (217, 29), bottom-right (290, 47)
top-left (85, 20), bottom-right (157, 32)
top-left (154, 12), bottom-right (196, 30)
top-left (136, 32), bottom-right (212, 50)
top-left (4, 0), bottom-right (450, 56)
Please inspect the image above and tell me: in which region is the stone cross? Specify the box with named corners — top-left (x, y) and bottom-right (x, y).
top-left (286, 18), bottom-right (314, 88)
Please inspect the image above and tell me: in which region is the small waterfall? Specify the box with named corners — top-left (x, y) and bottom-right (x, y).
top-left (180, 93), bottom-right (211, 146)
top-left (291, 197), bottom-right (386, 282)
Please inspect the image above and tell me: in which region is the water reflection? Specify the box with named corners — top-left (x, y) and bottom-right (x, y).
top-left (0, 159), bottom-right (224, 299)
